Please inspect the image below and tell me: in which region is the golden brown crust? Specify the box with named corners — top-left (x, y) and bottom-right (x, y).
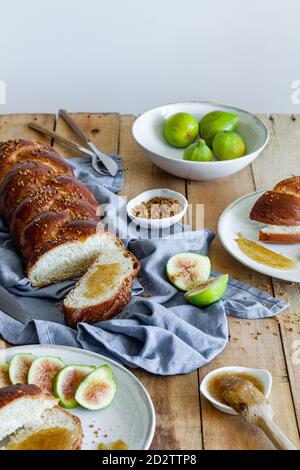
top-left (0, 138), bottom-right (104, 280)
top-left (273, 176), bottom-right (300, 196)
top-left (0, 139), bottom-right (67, 182)
top-left (0, 384), bottom-right (57, 409)
top-left (64, 252), bottom-right (140, 328)
top-left (259, 230), bottom-right (300, 244)
top-left (250, 190), bottom-right (300, 226)
top-left (10, 192), bottom-right (99, 246)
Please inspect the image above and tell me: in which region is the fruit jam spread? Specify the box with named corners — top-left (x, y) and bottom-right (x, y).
top-left (236, 233), bottom-right (296, 270)
top-left (208, 372), bottom-right (264, 405)
top-left (6, 427), bottom-right (73, 450)
top-left (84, 263), bottom-right (121, 299)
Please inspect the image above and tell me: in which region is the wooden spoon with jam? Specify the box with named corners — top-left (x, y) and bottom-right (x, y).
top-left (218, 376), bottom-right (297, 450)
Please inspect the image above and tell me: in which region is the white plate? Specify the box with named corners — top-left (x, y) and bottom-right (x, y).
top-left (218, 190), bottom-right (300, 283)
top-left (0, 344), bottom-right (155, 450)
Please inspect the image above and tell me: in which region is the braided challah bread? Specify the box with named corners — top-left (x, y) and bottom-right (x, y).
top-left (0, 140), bottom-right (136, 299)
top-left (250, 176), bottom-right (300, 243)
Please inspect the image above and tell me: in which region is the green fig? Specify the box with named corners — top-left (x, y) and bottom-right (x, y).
top-left (183, 139), bottom-right (213, 162)
top-left (213, 131), bottom-right (246, 160)
top-left (163, 112), bottom-right (199, 148)
top-left (199, 111), bottom-right (239, 146)
top-left (185, 274), bottom-right (229, 307)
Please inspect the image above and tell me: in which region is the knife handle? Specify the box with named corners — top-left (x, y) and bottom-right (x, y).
top-left (28, 122), bottom-right (94, 157)
top-left (59, 109), bottom-right (88, 144)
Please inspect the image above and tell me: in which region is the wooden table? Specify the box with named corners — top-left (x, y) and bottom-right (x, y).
top-left (1, 112), bottom-right (300, 450)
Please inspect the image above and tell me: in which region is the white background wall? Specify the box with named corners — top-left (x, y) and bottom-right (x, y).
top-left (1, 0), bottom-right (300, 115)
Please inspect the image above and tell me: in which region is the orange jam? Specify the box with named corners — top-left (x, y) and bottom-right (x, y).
top-left (84, 263), bottom-right (121, 299)
top-left (98, 439), bottom-right (128, 450)
top-left (236, 233), bottom-right (296, 270)
top-left (6, 427), bottom-right (72, 450)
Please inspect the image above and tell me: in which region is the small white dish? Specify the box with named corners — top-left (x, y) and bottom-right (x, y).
top-left (127, 188), bottom-right (188, 229)
top-left (218, 190), bottom-right (300, 283)
top-left (200, 366), bottom-right (272, 415)
top-left (132, 101), bottom-right (269, 181)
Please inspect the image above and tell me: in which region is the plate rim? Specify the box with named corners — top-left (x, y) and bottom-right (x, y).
top-left (2, 344), bottom-right (156, 450)
top-left (217, 189), bottom-right (300, 283)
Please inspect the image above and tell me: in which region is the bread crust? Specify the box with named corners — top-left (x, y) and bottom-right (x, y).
top-left (0, 384), bottom-right (57, 409)
top-left (259, 230), bottom-right (300, 244)
top-left (273, 176), bottom-right (300, 196)
top-left (250, 190), bottom-right (300, 226)
top-left (64, 252), bottom-right (140, 328)
top-left (0, 139), bottom-right (72, 182)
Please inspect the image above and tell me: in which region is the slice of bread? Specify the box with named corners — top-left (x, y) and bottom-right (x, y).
top-left (6, 406), bottom-right (83, 450)
top-left (64, 249), bottom-right (140, 327)
top-left (28, 229), bottom-right (124, 287)
top-left (259, 224), bottom-right (300, 244)
top-left (0, 384), bottom-right (57, 441)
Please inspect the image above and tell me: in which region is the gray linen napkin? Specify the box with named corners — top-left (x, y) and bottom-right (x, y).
top-left (0, 157), bottom-right (288, 375)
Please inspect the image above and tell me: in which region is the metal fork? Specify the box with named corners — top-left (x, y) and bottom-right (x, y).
top-left (59, 109), bottom-right (118, 176)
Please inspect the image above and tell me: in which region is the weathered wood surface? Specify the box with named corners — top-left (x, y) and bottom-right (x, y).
top-left (0, 112), bottom-right (299, 450)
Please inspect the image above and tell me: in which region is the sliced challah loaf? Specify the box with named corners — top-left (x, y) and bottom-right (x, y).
top-left (0, 139), bottom-right (140, 323)
top-left (250, 176), bottom-right (300, 243)
top-left (64, 248), bottom-right (140, 327)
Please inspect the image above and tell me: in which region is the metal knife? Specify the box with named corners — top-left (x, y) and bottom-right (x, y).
top-left (0, 285), bottom-right (27, 323)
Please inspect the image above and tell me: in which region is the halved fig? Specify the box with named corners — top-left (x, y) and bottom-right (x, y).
top-left (0, 363), bottom-right (11, 388)
top-left (27, 356), bottom-right (64, 394)
top-left (9, 353), bottom-right (36, 385)
top-left (75, 365), bottom-right (117, 410)
top-left (185, 274), bottom-right (229, 307)
top-left (53, 364), bottom-right (96, 408)
top-left (166, 252), bottom-right (211, 291)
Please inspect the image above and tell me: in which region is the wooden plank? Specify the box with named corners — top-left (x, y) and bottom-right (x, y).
top-left (252, 114), bottom-right (300, 432)
top-left (0, 113), bottom-right (56, 350)
top-left (118, 115), bottom-right (202, 450)
top-left (52, 112), bottom-right (120, 158)
top-left (187, 116), bottom-right (300, 449)
top-left (0, 113), bottom-right (55, 144)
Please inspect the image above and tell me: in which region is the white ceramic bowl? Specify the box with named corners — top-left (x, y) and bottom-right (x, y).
top-left (132, 101), bottom-right (269, 181)
top-left (200, 366), bottom-right (272, 415)
top-left (127, 188), bottom-right (188, 229)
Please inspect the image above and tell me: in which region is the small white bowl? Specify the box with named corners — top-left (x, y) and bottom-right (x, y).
top-left (132, 101), bottom-right (269, 182)
top-left (200, 366), bottom-right (272, 415)
top-left (127, 188), bottom-right (188, 230)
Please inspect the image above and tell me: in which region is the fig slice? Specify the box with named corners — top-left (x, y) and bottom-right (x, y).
top-left (0, 363), bottom-right (11, 388)
top-left (75, 365), bottom-right (117, 410)
top-left (185, 274), bottom-right (229, 307)
top-left (27, 356), bottom-right (65, 395)
top-left (9, 353), bottom-right (36, 385)
top-left (53, 364), bottom-right (96, 408)
top-left (166, 252), bottom-right (211, 291)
